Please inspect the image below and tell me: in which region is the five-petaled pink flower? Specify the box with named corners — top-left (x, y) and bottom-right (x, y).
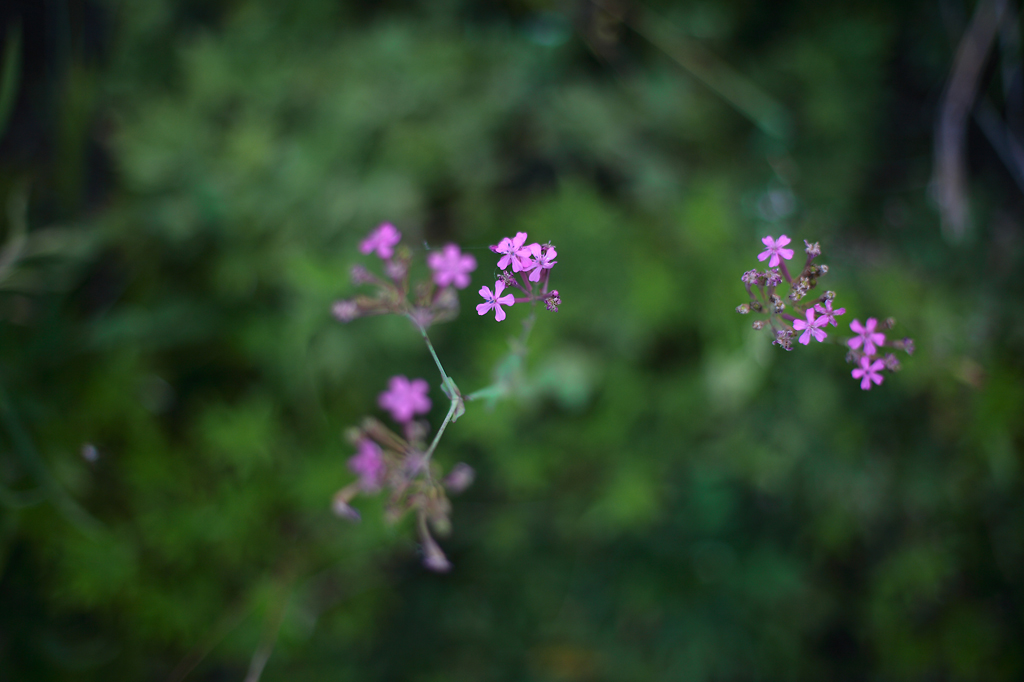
top-left (520, 243), bottom-right (558, 282)
top-left (490, 232), bottom-right (529, 271)
top-left (851, 355), bottom-right (885, 390)
top-left (378, 375), bottom-right (432, 423)
top-left (476, 281), bottom-right (516, 321)
top-left (848, 318), bottom-right (886, 355)
top-left (349, 439), bottom-right (386, 491)
top-left (792, 309), bottom-right (828, 345)
top-left (360, 223), bottom-right (402, 259)
top-left (814, 299), bottom-right (846, 327)
top-left (757, 234), bottom-right (795, 267)
top-left (427, 244), bottom-right (477, 289)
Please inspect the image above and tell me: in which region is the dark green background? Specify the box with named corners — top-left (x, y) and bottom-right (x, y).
top-left (1, 0), bottom-right (1023, 679)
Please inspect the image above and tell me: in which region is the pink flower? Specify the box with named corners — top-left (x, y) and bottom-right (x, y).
top-left (490, 232), bottom-right (528, 270)
top-left (757, 234), bottom-right (795, 267)
top-left (476, 281), bottom-right (516, 321)
top-left (792, 309), bottom-right (828, 345)
top-left (427, 244), bottom-right (477, 289)
top-left (359, 223), bottom-right (402, 259)
top-left (520, 243), bottom-right (558, 282)
top-left (813, 299), bottom-right (846, 327)
top-left (378, 375), bottom-right (432, 423)
top-left (851, 355), bottom-right (885, 390)
top-left (349, 439), bottom-right (386, 491)
top-left (848, 318), bottom-right (886, 355)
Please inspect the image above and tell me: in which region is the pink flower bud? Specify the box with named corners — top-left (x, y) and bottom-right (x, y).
top-left (444, 463), bottom-right (475, 494)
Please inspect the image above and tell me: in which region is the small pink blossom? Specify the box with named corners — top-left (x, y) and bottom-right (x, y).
top-left (813, 299), bottom-right (846, 327)
top-left (378, 375), bottom-right (432, 423)
top-left (848, 318), bottom-right (886, 355)
top-left (490, 232), bottom-right (528, 270)
top-left (792, 309), bottom-right (828, 345)
top-left (851, 355), bottom-right (885, 390)
top-left (359, 223), bottom-right (402, 259)
top-left (427, 244), bottom-right (477, 289)
top-left (757, 234), bottom-right (795, 267)
top-left (476, 281), bottom-right (516, 321)
top-left (349, 439), bottom-right (386, 491)
top-left (520, 243), bottom-right (558, 282)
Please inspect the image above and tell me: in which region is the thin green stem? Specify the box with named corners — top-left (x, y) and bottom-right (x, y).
top-left (410, 316), bottom-right (449, 384)
top-left (423, 397), bottom-right (458, 463)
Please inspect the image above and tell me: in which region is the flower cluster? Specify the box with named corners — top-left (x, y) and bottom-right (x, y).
top-left (332, 375), bottom-right (473, 572)
top-left (737, 235), bottom-right (913, 390)
top-left (333, 222), bottom-right (477, 329)
top-left (478, 232), bottom-right (561, 321)
top-left (331, 223), bottom-right (562, 571)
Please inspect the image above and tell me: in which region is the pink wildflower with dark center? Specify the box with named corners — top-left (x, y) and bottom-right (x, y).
top-left (490, 232), bottom-right (528, 270)
top-left (757, 234), bottom-right (795, 267)
top-left (427, 244), bottom-right (477, 289)
top-left (349, 439), bottom-right (386, 491)
top-left (851, 356), bottom-right (885, 390)
top-left (814, 299), bottom-right (846, 327)
top-left (359, 223), bottom-right (402, 259)
top-left (792, 309), bottom-right (828, 345)
top-left (378, 375), bottom-right (432, 423)
top-left (848, 318), bottom-right (886, 355)
top-left (476, 281), bottom-right (516, 321)
top-left (520, 243), bottom-right (557, 283)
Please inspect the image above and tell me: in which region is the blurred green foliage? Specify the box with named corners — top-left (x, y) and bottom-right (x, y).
top-left (2, 0), bottom-right (1024, 679)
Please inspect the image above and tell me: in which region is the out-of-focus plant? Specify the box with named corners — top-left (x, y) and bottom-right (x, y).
top-left (331, 224), bottom-right (560, 570)
top-left (736, 233), bottom-right (914, 389)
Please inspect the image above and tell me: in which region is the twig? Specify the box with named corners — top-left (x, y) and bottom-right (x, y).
top-left (935, 0), bottom-right (1007, 240)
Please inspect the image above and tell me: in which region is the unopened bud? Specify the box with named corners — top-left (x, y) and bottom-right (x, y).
top-left (444, 463), bottom-right (475, 494)
top-left (332, 300), bottom-right (360, 322)
top-left (804, 240), bottom-right (821, 257)
top-left (893, 337), bottom-right (915, 355)
top-left (883, 353), bottom-right (901, 371)
top-left (331, 488), bottom-right (361, 522)
top-left (419, 521), bottom-right (452, 573)
top-left (752, 320), bottom-right (766, 330)
top-left (883, 317), bottom-right (896, 330)
top-left (350, 264), bottom-right (375, 285)
top-left (385, 259), bottom-right (407, 280)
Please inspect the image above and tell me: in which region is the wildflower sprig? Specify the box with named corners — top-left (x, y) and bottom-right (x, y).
top-left (331, 223), bottom-right (560, 570)
top-left (737, 234), bottom-right (913, 390)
